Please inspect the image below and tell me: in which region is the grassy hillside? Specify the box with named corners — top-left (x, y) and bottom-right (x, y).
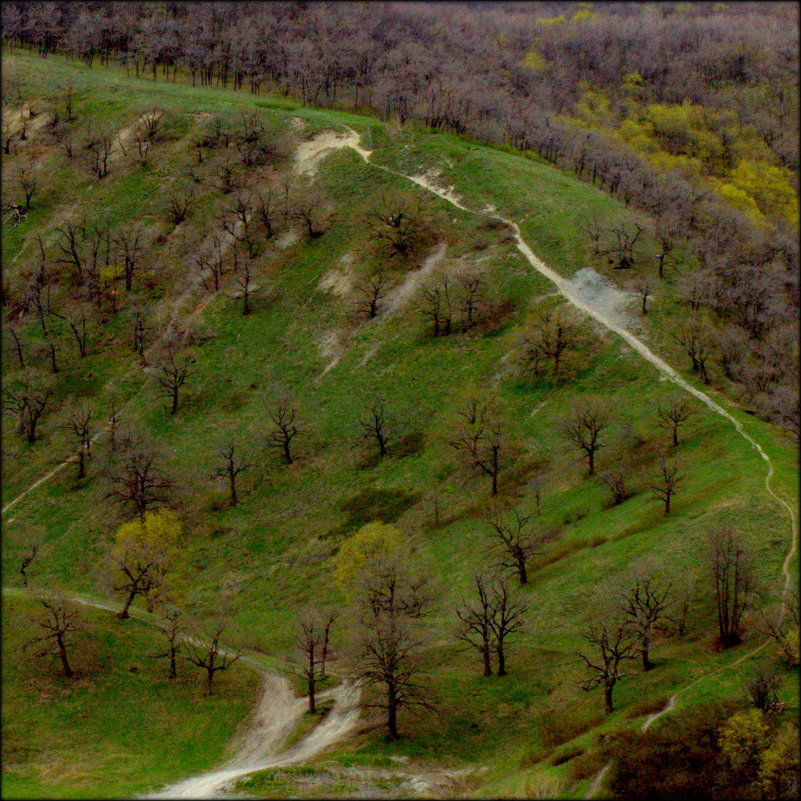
top-left (1, 49), bottom-right (797, 798)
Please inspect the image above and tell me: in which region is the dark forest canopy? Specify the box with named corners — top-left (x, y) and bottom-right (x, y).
top-left (2, 0), bottom-right (798, 431)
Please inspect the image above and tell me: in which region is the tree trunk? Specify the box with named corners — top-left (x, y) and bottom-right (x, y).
top-left (308, 676), bottom-right (316, 714)
top-left (672, 425), bottom-right (678, 447)
top-left (482, 642), bottom-right (491, 676)
top-left (56, 634), bottom-right (74, 677)
top-left (588, 449), bottom-right (595, 476)
top-left (205, 668), bottom-right (214, 696)
top-left (283, 440), bottom-right (292, 465)
top-left (387, 686), bottom-right (399, 739)
top-left (117, 590), bottom-right (136, 619)
top-left (77, 450), bottom-right (85, 479)
top-left (229, 473), bottom-right (238, 506)
top-left (604, 685), bottom-right (614, 713)
top-left (496, 643), bottom-right (506, 676)
top-left (169, 647), bottom-right (177, 679)
top-left (665, 491), bottom-right (671, 515)
top-left (171, 388), bottom-right (178, 415)
top-left (517, 555), bottom-right (528, 586)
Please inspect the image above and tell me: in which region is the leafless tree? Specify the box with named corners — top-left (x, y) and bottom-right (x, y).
top-left (745, 664), bottom-right (781, 712)
top-left (707, 526), bottom-right (752, 649)
top-left (672, 315), bottom-right (711, 383)
top-left (449, 398), bottom-right (504, 495)
top-left (354, 269), bottom-right (389, 320)
top-left (65, 310), bottom-right (89, 358)
top-left (759, 589), bottom-right (799, 666)
top-left (157, 350), bottom-right (193, 415)
top-left (354, 558), bottom-right (431, 740)
top-left (7, 327), bottom-right (25, 369)
top-left (215, 155), bottom-right (239, 195)
top-left (364, 190), bottom-right (432, 260)
top-left (84, 127), bottom-right (113, 179)
top-left (236, 254), bottom-right (254, 316)
top-left (166, 186), bottom-right (193, 226)
top-left (290, 184), bottom-right (327, 239)
top-left (487, 573), bottom-right (526, 676)
top-left (591, 224), bottom-right (644, 270)
top-left (67, 402), bottom-right (93, 481)
top-left (485, 508), bottom-right (541, 586)
top-left (621, 575), bottom-right (672, 671)
top-left (105, 444), bottom-right (172, 520)
top-left (420, 277), bottom-right (454, 337)
top-left (268, 399), bottom-right (300, 465)
top-left (151, 608), bottom-right (182, 679)
top-left (650, 455), bottom-right (683, 515)
top-left (184, 621), bottom-right (240, 696)
top-left (458, 273), bottom-right (484, 330)
top-left (25, 592), bottom-right (81, 677)
top-left (255, 188), bottom-right (278, 240)
top-left (632, 274), bottom-right (652, 314)
top-left (4, 378), bottom-right (51, 443)
top-left (455, 572), bottom-right (495, 676)
top-left (213, 443), bottom-right (250, 506)
top-left (577, 616), bottom-right (637, 713)
top-left (295, 608), bottom-right (338, 712)
top-left (522, 307), bottom-right (579, 379)
top-left (657, 397), bottom-right (694, 447)
top-left (17, 161), bottom-right (37, 210)
top-left (360, 397), bottom-right (390, 457)
top-left (114, 226), bottom-right (142, 292)
top-left (670, 576), bottom-right (694, 638)
top-left (562, 398), bottom-right (611, 476)
top-left (19, 542), bottom-right (39, 587)
top-left (601, 465), bottom-right (629, 506)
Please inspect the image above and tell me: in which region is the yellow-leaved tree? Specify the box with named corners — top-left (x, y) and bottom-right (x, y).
top-left (334, 521), bottom-right (403, 600)
top-left (111, 509), bottom-right (187, 619)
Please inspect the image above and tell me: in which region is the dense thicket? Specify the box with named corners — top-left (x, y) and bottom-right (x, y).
top-left (2, 1), bottom-right (798, 432)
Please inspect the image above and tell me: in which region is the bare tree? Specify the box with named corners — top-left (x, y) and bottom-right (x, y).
top-left (151, 608), bottom-right (182, 679)
top-left (157, 350), bottom-right (193, 414)
top-left (759, 589), bottom-right (799, 666)
top-left (66, 311), bottom-right (89, 358)
top-left (105, 445), bottom-right (172, 520)
top-left (488, 573), bottom-right (526, 676)
top-left (621, 576), bottom-right (672, 671)
top-left (458, 273), bottom-right (485, 330)
top-left (354, 559), bottom-right (431, 740)
top-left (295, 608), bottom-right (338, 712)
top-left (213, 443), bottom-right (250, 506)
top-left (707, 526), bottom-right (752, 649)
top-left (290, 184), bottom-right (327, 239)
top-left (184, 621), bottom-right (240, 696)
top-left (7, 327), bottom-right (25, 369)
top-left (19, 542), bottom-right (39, 587)
top-left (632, 274), bottom-right (652, 314)
top-left (354, 269), bottom-right (389, 320)
top-left (672, 315), bottom-right (711, 383)
top-left (360, 397), bottom-right (390, 457)
top-left (166, 186), bottom-right (193, 226)
top-left (522, 308), bottom-right (579, 379)
top-left (577, 616), bottom-right (637, 713)
top-left (455, 572), bottom-right (495, 676)
top-left (657, 397), bottom-right (693, 447)
top-left (485, 508), bottom-right (541, 586)
top-left (591, 224), bottom-right (644, 270)
top-left (17, 162), bottom-right (37, 210)
top-left (84, 127), bottom-right (113, 179)
top-left (420, 278), bottom-right (453, 337)
top-left (114, 226), bottom-right (142, 292)
top-left (236, 254), bottom-right (254, 316)
top-left (25, 592), bottom-right (81, 677)
top-left (449, 398), bottom-right (504, 495)
top-left (268, 399), bottom-right (300, 465)
top-left (650, 455), bottom-right (683, 515)
top-left (601, 466), bottom-right (629, 506)
top-left (364, 190), bottom-right (432, 260)
top-left (67, 402), bottom-right (93, 481)
top-left (562, 399), bottom-right (611, 476)
top-left (4, 378), bottom-right (51, 443)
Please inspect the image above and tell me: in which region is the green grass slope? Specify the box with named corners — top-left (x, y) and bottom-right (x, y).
top-left (1, 49), bottom-right (797, 798)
